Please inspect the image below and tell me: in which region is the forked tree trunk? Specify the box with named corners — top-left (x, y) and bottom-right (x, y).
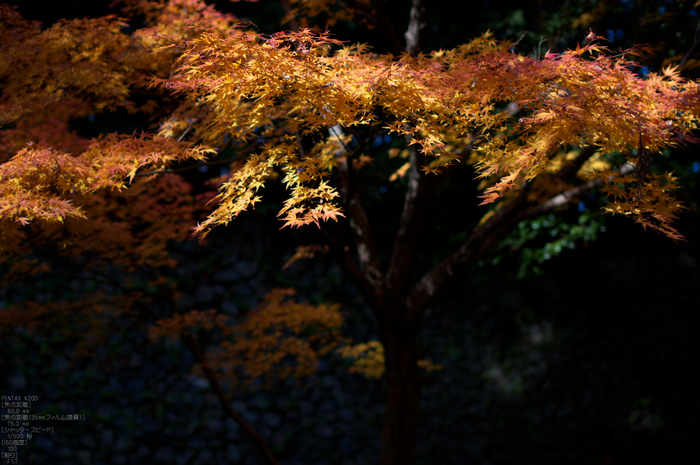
top-left (378, 324), bottom-right (422, 465)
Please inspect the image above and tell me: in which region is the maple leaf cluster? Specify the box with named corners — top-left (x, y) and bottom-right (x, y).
top-left (2, 0), bottom-right (698, 240)
top-left (140, 26), bottom-right (698, 239)
top-left (148, 288), bottom-right (344, 390)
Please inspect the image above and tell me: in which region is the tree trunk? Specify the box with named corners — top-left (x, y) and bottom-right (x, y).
top-left (378, 325), bottom-right (422, 465)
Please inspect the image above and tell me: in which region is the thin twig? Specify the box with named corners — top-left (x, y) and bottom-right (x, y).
top-left (510, 31), bottom-right (528, 53)
top-left (679, 19), bottom-right (700, 69)
top-left (177, 120), bottom-right (195, 142)
top-left (134, 157), bottom-right (236, 177)
top-left (135, 142), bottom-right (260, 177)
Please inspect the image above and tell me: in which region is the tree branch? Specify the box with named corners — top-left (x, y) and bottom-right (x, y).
top-left (404, 180), bottom-right (531, 320)
top-left (124, 283), bottom-right (281, 465)
top-left (404, 161), bottom-right (635, 319)
top-left (369, 0), bottom-right (404, 55)
top-left (386, 147), bottom-right (429, 299)
top-left (680, 18), bottom-right (700, 69)
top-left (134, 157), bottom-right (233, 177)
top-left (476, 145), bottom-right (604, 258)
top-left (332, 126), bottom-right (385, 291)
top-left (423, 143), bottom-right (473, 197)
top-left (404, 0), bottom-right (426, 55)
top-left (554, 145), bottom-right (598, 183)
top-left (279, 0), bottom-right (299, 32)
top-left (319, 221), bottom-right (383, 311)
top-left (135, 142), bottom-right (260, 177)
top-left (386, 142), bottom-right (470, 319)
top-left (515, 163), bottom-right (635, 224)
top-left (179, 330), bottom-right (281, 465)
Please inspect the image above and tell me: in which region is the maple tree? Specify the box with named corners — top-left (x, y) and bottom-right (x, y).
top-left (2, 1), bottom-right (700, 464)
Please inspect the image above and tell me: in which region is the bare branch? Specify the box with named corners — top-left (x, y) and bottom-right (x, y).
top-left (134, 158), bottom-right (231, 177)
top-left (180, 330), bottom-right (281, 465)
top-left (680, 18), bottom-right (700, 69)
top-left (369, 0), bottom-right (404, 55)
top-left (404, 0), bottom-right (426, 56)
top-left (319, 221), bottom-right (384, 312)
top-left (279, 0), bottom-right (299, 32)
top-left (331, 126), bottom-right (385, 291)
top-left (516, 163), bottom-right (634, 223)
top-left (135, 142), bottom-right (260, 177)
top-left (404, 181), bottom-right (531, 319)
top-left (177, 120), bottom-right (195, 142)
top-left (93, 273), bottom-right (281, 465)
top-left (424, 144), bottom-right (473, 197)
top-left (404, 162), bottom-right (635, 320)
top-left (386, 146), bottom-right (429, 298)
top-left (554, 145), bottom-right (598, 183)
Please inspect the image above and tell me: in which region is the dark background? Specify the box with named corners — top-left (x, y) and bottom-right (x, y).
top-left (2, 1), bottom-right (699, 464)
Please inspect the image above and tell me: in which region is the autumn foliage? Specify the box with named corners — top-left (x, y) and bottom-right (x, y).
top-left (1, 1), bottom-right (700, 464)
